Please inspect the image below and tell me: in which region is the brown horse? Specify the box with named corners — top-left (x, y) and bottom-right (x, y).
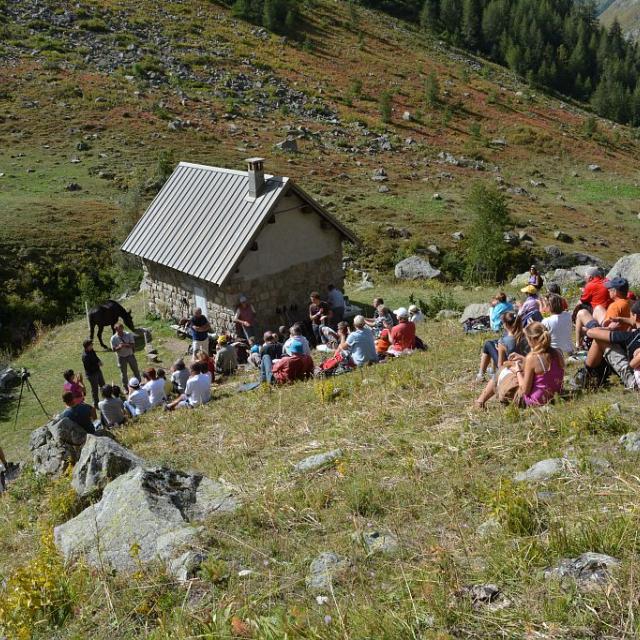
top-left (89, 300), bottom-right (135, 350)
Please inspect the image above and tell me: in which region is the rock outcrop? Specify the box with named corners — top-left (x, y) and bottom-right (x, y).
top-left (459, 303), bottom-right (491, 324)
top-left (607, 254), bottom-right (640, 285)
top-left (394, 256), bottom-right (442, 280)
top-left (71, 434), bottom-right (144, 497)
top-left (55, 466), bottom-right (239, 574)
top-left (30, 417), bottom-right (88, 476)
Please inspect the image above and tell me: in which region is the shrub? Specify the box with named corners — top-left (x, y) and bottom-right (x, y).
top-left (582, 115), bottom-right (598, 138)
top-left (489, 479), bottom-right (545, 536)
top-left (379, 90), bottom-right (393, 123)
top-left (425, 70), bottom-right (439, 107)
top-left (567, 403), bottom-right (629, 436)
top-left (78, 18), bottom-right (109, 33)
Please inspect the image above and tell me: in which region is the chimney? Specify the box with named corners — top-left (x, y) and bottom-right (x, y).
top-left (246, 157), bottom-right (265, 199)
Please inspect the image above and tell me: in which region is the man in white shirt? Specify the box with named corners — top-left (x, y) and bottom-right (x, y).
top-left (142, 369), bottom-right (166, 408)
top-left (124, 377), bottom-right (151, 416)
top-left (327, 284), bottom-right (346, 325)
top-left (166, 363), bottom-right (211, 409)
top-left (110, 324), bottom-right (140, 388)
top-left (409, 305), bottom-right (426, 324)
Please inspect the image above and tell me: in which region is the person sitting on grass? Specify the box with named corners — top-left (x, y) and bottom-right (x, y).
top-left (261, 331), bottom-right (283, 361)
top-left (489, 292), bottom-right (514, 332)
top-left (98, 384), bottom-right (126, 428)
top-left (517, 285), bottom-right (543, 327)
top-left (541, 294), bottom-right (574, 355)
top-left (142, 368), bottom-right (166, 409)
top-left (284, 324), bottom-right (311, 356)
top-left (196, 349), bottom-right (216, 380)
top-left (375, 317), bottom-right (394, 357)
top-left (157, 368), bottom-right (173, 398)
top-left (583, 298), bottom-right (640, 390)
top-left (546, 283), bottom-right (569, 311)
top-left (61, 391), bottom-right (96, 434)
top-left (171, 359), bottom-right (190, 394)
top-left (574, 277), bottom-right (631, 349)
top-left (409, 305), bottom-right (426, 324)
top-left (63, 369), bottom-right (86, 406)
top-left (215, 335), bottom-right (238, 376)
top-left (270, 340), bottom-right (314, 384)
top-left (124, 377), bottom-right (151, 417)
top-left (475, 322), bottom-right (564, 409)
top-left (166, 362), bottom-right (212, 410)
top-left (476, 312), bottom-right (526, 382)
top-left (387, 307), bottom-right (416, 356)
top-left (337, 315), bottom-right (377, 366)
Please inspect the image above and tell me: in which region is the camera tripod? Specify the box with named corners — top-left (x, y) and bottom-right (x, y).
top-left (14, 370), bottom-right (50, 429)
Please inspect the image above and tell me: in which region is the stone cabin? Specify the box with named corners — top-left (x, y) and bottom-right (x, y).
top-left (121, 158), bottom-right (357, 335)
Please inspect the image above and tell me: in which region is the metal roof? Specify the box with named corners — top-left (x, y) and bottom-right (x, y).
top-left (121, 161), bottom-right (356, 286)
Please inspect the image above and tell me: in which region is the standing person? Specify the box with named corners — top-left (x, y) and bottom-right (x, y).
top-left (234, 295), bottom-right (257, 340)
top-left (142, 368), bottom-right (166, 408)
top-left (82, 339), bottom-right (104, 409)
top-left (338, 315), bottom-right (378, 366)
top-left (308, 291), bottom-right (331, 346)
top-left (528, 266), bottom-right (543, 290)
top-left (110, 323), bottom-right (140, 389)
top-left (123, 377), bottom-right (151, 417)
top-left (388, 308), bottom-right (416, 355)
top-left (327, 284), bottom-right (346, 326)
top-left (98, 385), bottom-right (126, 428)
top-left (62, 369), bottom-right (85, 405)
top-left (190, 307), bottom-right (211, 357)
top-left (61, 391), bottom-right (96, 434)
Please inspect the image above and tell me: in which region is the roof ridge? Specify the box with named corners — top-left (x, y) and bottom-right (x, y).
top-left (178, 161), bottom-right (285, 182)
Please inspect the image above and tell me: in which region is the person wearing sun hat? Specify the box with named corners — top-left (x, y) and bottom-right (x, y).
top-left (215, 334), bottom-right (238, 376)
top-left (517, 285), bottom-right (543, 328)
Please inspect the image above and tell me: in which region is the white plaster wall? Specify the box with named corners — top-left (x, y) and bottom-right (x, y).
top-left (233, 193), bottom-right (342, 281)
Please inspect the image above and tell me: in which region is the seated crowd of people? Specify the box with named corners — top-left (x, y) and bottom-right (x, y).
top-left (474, 266), bottom-right (640, 409)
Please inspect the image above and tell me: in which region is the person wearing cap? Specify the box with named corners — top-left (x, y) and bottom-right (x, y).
top-left (388, 307), bottom-right (416, 355)
top-left (215, 334), bottom-right (238, 376)
top-left (190, 307), bottom-right (211, 359)
top-left (338, 315), bottom-right (377, 366)
top-left (61, 391), bottom-right (97, 434)
top-left (110, 323), bottom-right (141, 389)
top-left (408, 305), bottom-right (426, 324)
top-left (82, 338), bottom-right (104, 409)
top-left (123, 377), bottom-right (151, 417)
top-left (584, 298), bottom-right (640, 390)
top-left (234, 295), bottom-right (257, 340)
top-left (517, 285), bottom-right (543, 327)
top-left (603, 278), bottom-right (631, 326)
top-left (270, 340), bottom-right (314, 384)
top-left (528, 266), bottom-right (543, 290)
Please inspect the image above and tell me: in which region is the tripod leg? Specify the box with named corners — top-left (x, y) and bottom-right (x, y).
top-left (26, 379), bottom-right (50, 419)
top-left (13, 380), bottom-right (25, 429)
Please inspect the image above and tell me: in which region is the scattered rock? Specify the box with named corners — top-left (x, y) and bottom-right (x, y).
top-left (65, 182), bottom-right (82, 191)
top-left (294, 449), bottom-right (342, 473)
top-left (588, 164), bottom-right (601, 172)
top-left (510, 272), bottom-right (531, 287)
top-left (544, 552), bottom-right (619, 587)
top-left (427, 244), bottom-right (440, 256)
top-left (459, 303), bottom-right (491, 323)
top-left (371, 167), bottom-right (388, 182)
top-left (30, 418), bottom-right (88, 477)
top-left (394, 256), bottom-right (442, 280)
top-left (457, 584), bottom-right (511, 611)
top-left (544, 268), bottom-right (584, 287)
top-left (530, 179), bottom-right (546, 188)
top-left (476, 518), bottom-right (502, 538)
top-left (619, 431), bottom-right (640, 452)
top-left (607, 254), bottom-right (640, 285)
top-left (168, 550), bottom-right (207, 582)
top-left (275, 138), bottom-right (298, 153)
top-left (0, 367), bottom-right (18, 390)
top-left (518, 231), bottom-right (533, 242)
top-left (503, 231), bottom-right (519, 246)
top-left (402, 110), bottom-right (412, 121)
top-left (71, 434), bottom-right (144, 497)
top-left (378, 185), bottom-right (390, 193)
top-left (54, 466), bottom-right (239, 574)
top-left (545, 245), bottom-right (563, 259)
top-left (306, 552), bottom-right (351, 592)
top-left (554, 231), bottom-right (573, 243)
top-left (514, 458), bottom-right (567, 483)
top-left (452, 231), bottom-right (464, 241)
top-left (490, 138), bottom-right (507, 147)
top-left (432, 192), bottom-right (442, 200)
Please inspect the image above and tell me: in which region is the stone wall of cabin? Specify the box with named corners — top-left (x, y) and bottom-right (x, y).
top-left (141, 250), bottom-right (344, 336)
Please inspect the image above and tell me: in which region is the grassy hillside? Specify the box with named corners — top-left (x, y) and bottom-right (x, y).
top-left (601, 0), bottom-right (640, 38)
top-left (3, 284), bottom-right (640, 638)
top-left (2, 0), bottom-right (640, 286)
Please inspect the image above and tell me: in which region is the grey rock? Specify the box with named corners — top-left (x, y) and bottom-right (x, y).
top-left (427, 244), bottom-right (440, 256)
top-left (510, 272), bottom-right (531, 287)
top-left (357, 530), bottom-right (399, 555)
top-left (65, 182), bottom-right (82, 191)
top-left (394, 256), bottom-right (442, 280)
top-left (54, 466), bottom-right (239, 573)
top-left (503, 231), bottom-right (519, 246)
top-left (607, 254), bottom-right (640, 286)
top-left (544, 268), bottom-right (584, 287)
top-left (514, 458), bottom-right (566, 483)
top-left (432, 192), bottom-right (442, 200)
top-left (588, 164), bottom-right (601, 172)
top-left (452, 231), bottom-right (464, 241)
top-left (294, 449), bottom-right (342, 473)
top-left (306, 552), bottom-right (350, 591)
top-left (168, 550), bottom-right (207, 582)
top-left (619, 431), bottom-right (640, 452)
top-left (545, 245), bottom-right (563, 259)
top-left (0, 367), bottom-right (18, 390)
top-left (476, 518), bottom-right (502, 538)
top-left (30, 417), bottom-right (88, 477)
top-left (402, 110), bottom-right (412, 121)
top-left (544, 552), bottom-right (619, 586)
top-left (275, 138), bottom-right (298, 153)
top-left (378, 185), bottom-right (390, 193)
top-left (71, 434), bottom-right (144, 497)
top-left (554, 230), bottom-right (573, 243)
top-left (459, 303), bottom-right (491, 323)
top-left (371, 167), bottom-right (388, 182)
top-left (458, 584), bottom-right (511, 611)
top-left (518, 231), bottom-right (533, 242)
top-left (490, 138), bottom-right (507, 147)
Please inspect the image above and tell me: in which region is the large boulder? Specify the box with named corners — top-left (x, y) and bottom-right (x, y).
top-left (72, 434), bottom-right (144, 497)
top-left (510, 272), bottom-right (530, 287)
top-left (459, 303), bottom-right (491, 324)
top-left (30, 417), bottom-right (88, 477)
top-left (607, 254), bottom-right (640, 286)
top-left (544, 268), bottom-right (585, 287)
top-left (394, 256), bottom-right (442, 280)
top-left (54, 466), bottom-right (239, 574)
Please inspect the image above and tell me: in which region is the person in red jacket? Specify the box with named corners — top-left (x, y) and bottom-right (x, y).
top-left (271, 341), bottom-right (314, 384)
top-left (388, 307), bottom-right (416, 356)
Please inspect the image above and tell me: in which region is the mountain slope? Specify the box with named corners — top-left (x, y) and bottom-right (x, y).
top-left (601, 0), bottom-right (640, 38)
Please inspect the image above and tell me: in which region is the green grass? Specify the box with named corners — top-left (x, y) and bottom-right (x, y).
top-left (3, 288), bottom-right (640, 638)
top-left (571, 178), bottom-right (640, 204)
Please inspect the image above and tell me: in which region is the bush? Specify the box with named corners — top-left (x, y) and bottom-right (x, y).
top-left (408, 290), bottom-right (463, 318)
top-left (78, 18), bottom-right (109, 33)
top-left (380, 90), bottom-right (393, 123)
top-left (425, 71), bottom-right (439, 107)
top-left (489, 479), bottom-right (546, 536)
